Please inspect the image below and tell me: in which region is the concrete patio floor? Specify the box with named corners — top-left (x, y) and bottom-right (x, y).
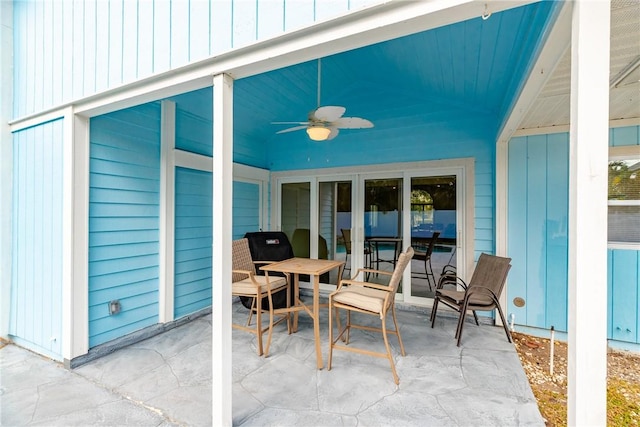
top-left (1, 296), bottom-right (544, 426)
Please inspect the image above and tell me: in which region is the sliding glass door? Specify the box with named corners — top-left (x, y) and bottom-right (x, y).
top-left (408, 175), bottom-right (457, 299)
top-left (273, 159), bottom-right (471, 304)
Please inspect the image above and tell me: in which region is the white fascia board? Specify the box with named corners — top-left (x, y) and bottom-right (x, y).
top-left (497, 1), bottom-right (573, 145)
top-left (10, 0), bottom-right (535, 123)
top-left (513, 117), bottom-right (640, 137)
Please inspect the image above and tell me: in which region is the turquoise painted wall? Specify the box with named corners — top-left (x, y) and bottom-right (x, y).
top-left (88, 103), bottom-right (161, 348)
top-left (233, 181), bottom-right (261, 239)
top-left (10, 119), bottom-right (64, 359)
top-left (268, 105), bottom-right (498, 258)
top-left (508, 126), bottom-right (640, 344)
top-left (174, 167), bottom-right (213, 319)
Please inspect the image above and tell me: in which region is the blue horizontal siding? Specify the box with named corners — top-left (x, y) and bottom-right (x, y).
top-left (88, 103), bottom-right (161, 348)
top-left (10, 119), bottom-right (64, 359)
top-left (174, 167), bottom-right (212, 319)
top-left (608, 249), bottom-right (639, 343)
top-left (233, 181), bottom-right (261, 239)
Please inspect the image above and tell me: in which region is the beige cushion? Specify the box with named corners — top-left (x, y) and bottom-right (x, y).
top-left (232, 275), bottom-right (287, 296)
top-left (332, 285), bottom-right (388, 316)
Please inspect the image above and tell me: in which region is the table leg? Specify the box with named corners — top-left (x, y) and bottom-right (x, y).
top-left (293, 273), bottom-right (300, 332)
top-left (313, 274), bottom-right (323, 369)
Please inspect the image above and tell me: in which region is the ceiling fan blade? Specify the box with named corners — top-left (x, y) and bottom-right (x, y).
top-left (332, 117), bottom-right (374, 129)
top-left (313, 106), bottom-right (346, 122)
top-left (276, 125), bottom-right (308, 134)
top-left (272, 121), bottom-right (310, 125)
top-left (326, 127), bottom-right (339, 140)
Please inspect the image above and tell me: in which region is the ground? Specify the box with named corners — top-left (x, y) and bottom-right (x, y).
top-left (513, 332), bottom-right (640, 426)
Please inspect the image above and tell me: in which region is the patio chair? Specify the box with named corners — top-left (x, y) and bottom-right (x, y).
top-left (412, 232), bottom-right (440, 290)
top-left (232, 238), bottom-right (291, 357)
top-left (429, 253), bottom-right (512, 346)
top-left (328, 247), bottom-right (414, 385)
top-left (340, 228), bottom-right (372, 278)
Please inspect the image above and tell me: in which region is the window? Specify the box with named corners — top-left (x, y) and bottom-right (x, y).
top-left (608, 147), bottom-right (640, 246)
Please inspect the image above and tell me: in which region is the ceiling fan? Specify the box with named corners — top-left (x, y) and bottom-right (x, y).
top-left (272, 59), bottom-right (374, 141)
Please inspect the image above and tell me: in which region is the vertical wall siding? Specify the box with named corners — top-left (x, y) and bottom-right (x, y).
top-left (12, 0), bottom-right (382, 119)
top-left (174, 167), bottom-right (212, 319)
top-left (608, 249), bottom-right (639, 343)
top-left (10, 119), bottom-right (64, 359)
top-left (233, 181), bottom-right (261, 239)
top-left (508, 126), bottom-right (640, 344)
top-left (88, 103), bottom-right (161, 348)
top-left (508, 134), bottom-right (569, 331)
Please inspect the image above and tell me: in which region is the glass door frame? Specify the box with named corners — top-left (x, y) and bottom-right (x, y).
top-left (400, 164), bottom-right (473, 305)
top-left (272, 158), bottom-right (474, 305)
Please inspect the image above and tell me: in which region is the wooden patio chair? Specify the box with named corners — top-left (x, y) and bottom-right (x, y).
top-left (328, 247), bottom-right (414, 384)
top-left (232, 238), bottom-right (290, 357)
top-left (429, 253), bottom-right (512, 346)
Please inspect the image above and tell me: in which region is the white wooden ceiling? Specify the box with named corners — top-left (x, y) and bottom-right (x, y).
top-left (519, 0), bottom-right (640, 130)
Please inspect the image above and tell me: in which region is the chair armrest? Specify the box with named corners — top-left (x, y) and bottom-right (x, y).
top-left (463, 285), bottom-right (499, 304)
top-left (436, 274), bottom-right (467, 291)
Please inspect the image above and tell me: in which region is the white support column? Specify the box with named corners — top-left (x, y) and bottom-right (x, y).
top-left (159, 100), bottom-right (176, 323)
top-left (212, 73), bottom-right (233, 427)
top-left (0, 0), bottom-right (13, 339)
top-left (567, 1), bottom-right (610, 425)
top-left (63, 110), bottom-right (90, 363)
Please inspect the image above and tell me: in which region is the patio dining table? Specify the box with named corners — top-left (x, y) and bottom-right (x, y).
top-left (261, 257), bottom-right (345, 369)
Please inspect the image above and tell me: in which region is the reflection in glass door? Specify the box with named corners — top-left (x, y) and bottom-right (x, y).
top-left (364, 178), bottom-right (403, 285)
top-left (281, 182), bottom-right (310, 255)
top-left (318, 181), bottom-right (352, 284)
top-left (409, 175), bottom-right (457, 298)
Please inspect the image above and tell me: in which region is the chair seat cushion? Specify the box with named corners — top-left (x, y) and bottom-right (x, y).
top-left (232, 275), bottom-right (287, 296)
top-left (333, 285), bottom-right (388, 315)
top-left (437, 289), bottom-right (493, 307)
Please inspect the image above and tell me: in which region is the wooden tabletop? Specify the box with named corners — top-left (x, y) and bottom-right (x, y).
top-left (261, 257), bottom-right (345, 275)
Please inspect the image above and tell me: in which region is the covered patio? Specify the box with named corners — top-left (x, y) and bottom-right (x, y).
top-left (1, 299), bottom-right (541, 426)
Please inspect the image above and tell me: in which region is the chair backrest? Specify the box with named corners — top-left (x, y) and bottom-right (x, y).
top-left (426, 232), bottom-right (441, 257)
top-left (341, 228), bottom-right (352, 255)
top-left (468, 253), bottom-right (511, 303)
top-left (387, 246), bottom-right (415, 298)
top-left (232, 238), bottom-right (255, 283)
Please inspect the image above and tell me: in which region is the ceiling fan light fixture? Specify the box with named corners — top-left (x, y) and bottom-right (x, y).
top-left (307, 125), bottom-right (331, 141)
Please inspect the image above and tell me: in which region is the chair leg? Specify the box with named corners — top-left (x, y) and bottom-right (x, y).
top-left (456, 299), bottom-right (472, 347)
top-left (328, 299), bottom-right (335, 371)
top-left (247, 297), bottom-right (256, 326)
top-left (381, 316), bottom-right (400, 385)
top-left (472, 310), bottom-right (480, 326)
top-left (390, 304), bottom-right (405, 356)
top-left (495, 303), bottom-right (513, 343)
top-left (430, 297), bottom-right (440, 326)
top-left (263, 291), bottom-right (275, 357)
top-left (255, 294), bottom-right (263, 356)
